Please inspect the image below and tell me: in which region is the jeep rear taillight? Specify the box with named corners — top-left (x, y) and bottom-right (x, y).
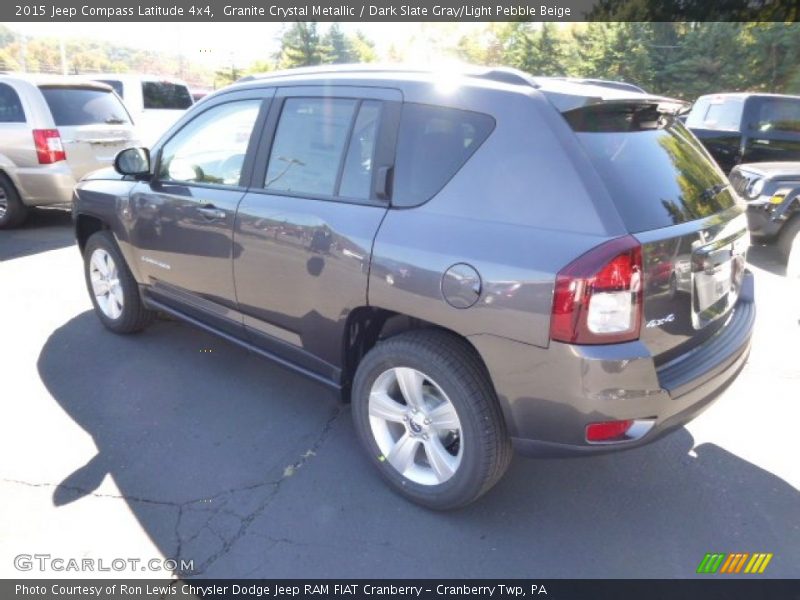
top-left (550, 235), bottom-right (643, 344)
top-left (32, 129), bottom-right (66, 164)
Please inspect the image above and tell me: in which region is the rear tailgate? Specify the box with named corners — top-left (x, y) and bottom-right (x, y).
top-left (561, 100), bottom-right (748, 365)
top-left (39, 84), bottom-right (137, 179)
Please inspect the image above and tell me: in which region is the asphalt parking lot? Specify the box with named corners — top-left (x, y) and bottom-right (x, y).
top-left (1, 208), bottom-right (798, 579)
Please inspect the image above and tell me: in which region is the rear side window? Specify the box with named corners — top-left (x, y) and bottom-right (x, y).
top-left (392, 104), bottom-right (494, 207)
top-left (567, 103), bottom-right (737, 232)
top-left (39, 87), bottom-right (131, 126)
top-left (751, 97), bottom-right (800, 133)
top-left (96, 79), bottom-right (124, 97)
top-left (0, 83), bottom-right (25, 123)
top-left (142, 81), bottom-right (192, 110)
top-left (686, 96), bottom-right (743, 131)
top-left (265, 97), bottom-right (384, 200)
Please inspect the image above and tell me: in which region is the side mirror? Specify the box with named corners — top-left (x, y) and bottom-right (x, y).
top-left (114, 147), bottom-right (150, 177)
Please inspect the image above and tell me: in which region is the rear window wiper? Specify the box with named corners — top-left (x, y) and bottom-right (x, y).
top-left (105, 116), bottom-right (126, 124)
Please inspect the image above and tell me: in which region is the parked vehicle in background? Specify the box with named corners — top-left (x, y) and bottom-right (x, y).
top-left (190, 88), bottom-right (212, 103)
top-left (0, 74), bottom-right (137, 228)
top-left (73, 66), bottom-right (755, 509)
top-left (730, 161), bottom-right (800, 261)
top-left (686, 92), bottom-right (800, 173)
top-left (542, 76), bottom-right (646, 94)
top-left (89, 74), bottom-right (193, 145)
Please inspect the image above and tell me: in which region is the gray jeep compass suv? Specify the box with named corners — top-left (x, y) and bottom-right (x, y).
top-left (72, 66), bottom-right (755, 509)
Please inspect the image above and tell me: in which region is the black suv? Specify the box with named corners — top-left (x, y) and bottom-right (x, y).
top-left (686, 92), bottom-right (800, 173)
top-left (73, 66), bottom-right (755, 509)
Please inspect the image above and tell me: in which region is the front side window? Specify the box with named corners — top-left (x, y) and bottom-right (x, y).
top-left (0, 83), bottom-right (25, 123)
top-left (159, 100), bottom-right (260, 186)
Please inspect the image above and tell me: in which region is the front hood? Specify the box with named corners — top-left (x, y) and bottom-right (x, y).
top-left (80, 166), bottom-right (125, 182)
top-left (735, 162), bottom-right (800, 179)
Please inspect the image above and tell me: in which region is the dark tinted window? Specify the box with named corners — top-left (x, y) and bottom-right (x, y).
top-left (0, 83), bottom-right (25, 123)
top-left (265, 98), bottom-right (357, 197)
top-left (96, 79), bottom-right (124, 97)
top-left (685, 96), bottom-right (743, 131)
top-left (339, 101), bottom-right (381, 199)
top-left (159, 100), bottom-right (260, 186)
top-left (568, 104), bottom-right (737, 232)
top-left (39, 87), bottom-right (131, 126)
top-left (751, 97), bottom-right (800, 133)
top-left (392, 103), bottom-right (494, 206)
top-left (142, 81), bottom-right (192, 110)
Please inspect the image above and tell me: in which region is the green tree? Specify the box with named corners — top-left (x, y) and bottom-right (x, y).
top-left (350, 31), bottom-right (377, 63)
top-left (321, 23), bottom-right (355, 64)
top-left (277, 22), bottom-right (323, 69)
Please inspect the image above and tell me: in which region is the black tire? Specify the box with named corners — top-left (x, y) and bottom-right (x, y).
top-left (83, 231), bottom-right (155, 334)
top-left (351, 329), bottom-right (512, 510)
top-left (0, 173), bottom-right (29, 229)
top-left (778, 215), bottom-right (800, 263)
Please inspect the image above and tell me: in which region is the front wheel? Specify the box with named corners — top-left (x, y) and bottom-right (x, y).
top-left (83, 231), bottom-right (155, 334)
top-left (351, 329), bottom-right (512, 510)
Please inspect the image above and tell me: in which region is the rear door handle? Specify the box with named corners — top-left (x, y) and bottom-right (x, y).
top-left (197, 205), bottom-right (226, 220)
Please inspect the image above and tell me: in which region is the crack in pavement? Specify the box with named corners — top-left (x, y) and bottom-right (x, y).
top-left (2, 404), bottom-right (345, 577)
top-left (183, 405), bottom-right (344, 576)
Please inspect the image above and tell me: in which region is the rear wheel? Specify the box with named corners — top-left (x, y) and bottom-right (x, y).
top-left (0, 174), bottom-right (29, 229)
top-left (83, 231), bottom-right (155, 333)
top-left (351, 329), bottom-right (512, 509)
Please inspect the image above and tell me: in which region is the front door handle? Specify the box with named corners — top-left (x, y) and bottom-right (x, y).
top-left (197, 205), bottom-right (226, 220)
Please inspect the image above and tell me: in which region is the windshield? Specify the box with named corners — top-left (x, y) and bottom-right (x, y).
top-left (39, 86), bottom-right (131, 126)
top-left (566, 104), bottom-right (738, 232)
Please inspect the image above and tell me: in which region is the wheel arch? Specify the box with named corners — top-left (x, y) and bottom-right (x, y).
top-left (340, 306), bottom-right (496, 403)
top-left (75, 213), bottom-right (110, 253)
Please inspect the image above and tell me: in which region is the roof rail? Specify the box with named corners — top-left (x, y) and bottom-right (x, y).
top-left (236, 64), bottom-right (539, 88)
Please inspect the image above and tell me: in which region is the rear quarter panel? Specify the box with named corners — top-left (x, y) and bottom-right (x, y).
top-left (369, 89), bottom-right (620, 348)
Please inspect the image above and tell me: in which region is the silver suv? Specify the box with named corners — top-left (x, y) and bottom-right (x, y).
top-left (0, 74), bottom-right (138, 228)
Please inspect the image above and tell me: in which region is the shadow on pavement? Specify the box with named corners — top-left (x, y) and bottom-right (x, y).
top-left (747, 242), bottom-right (786, 277)
top-left (0, 209), bottom-right (74, 261)
top-left (37, 311), bottom-right (800, 578)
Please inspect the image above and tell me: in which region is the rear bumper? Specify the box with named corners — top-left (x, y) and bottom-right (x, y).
top-left (5, 163), bottom-right (77, 207)
top-left (471, 272), bottom-right (755, 458)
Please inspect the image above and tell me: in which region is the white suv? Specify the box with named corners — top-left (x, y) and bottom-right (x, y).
top-left (0, 74), bottom-right (138, 228)
top-left (90, 74), bottom-right (193, 145)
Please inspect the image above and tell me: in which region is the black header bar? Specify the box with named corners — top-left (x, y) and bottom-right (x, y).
top-left (2, 0), bottom-right (799, 22)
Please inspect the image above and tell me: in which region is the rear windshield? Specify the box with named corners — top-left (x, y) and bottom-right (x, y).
top-left (142, 81), bottom-right (192, 110)
top-left (567, 104), bottom-right (737, 232)
top-left (39, 86), bottom-right (131, 126)
top-left (685, 96), bottom-right (744, 131)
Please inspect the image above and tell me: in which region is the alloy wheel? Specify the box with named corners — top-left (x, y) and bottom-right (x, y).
top-left (368, 367), bottom-right (463, 485)
top-left (89, 248), bottom-right (124, 320)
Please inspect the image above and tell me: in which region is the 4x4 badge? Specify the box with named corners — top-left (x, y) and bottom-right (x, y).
top-left (646, 314), bottom-right (676, 328)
